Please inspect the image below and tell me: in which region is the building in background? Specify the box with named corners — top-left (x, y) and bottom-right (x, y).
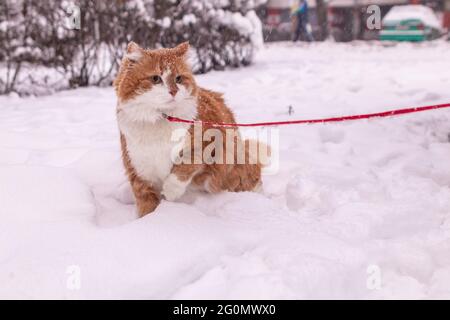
top-left (444, 0), bottom-right (450, 28)
top-left (261, 0), bottom-right (446, 41)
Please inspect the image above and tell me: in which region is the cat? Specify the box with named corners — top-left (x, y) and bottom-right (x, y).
top-left (114, 41), bottom-right (266, 217)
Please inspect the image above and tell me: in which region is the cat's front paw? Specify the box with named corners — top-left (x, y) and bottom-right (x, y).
top-left (161, 174), bottom-right (188, 201)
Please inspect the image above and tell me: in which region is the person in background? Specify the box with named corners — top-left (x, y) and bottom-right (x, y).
top-left (291, 0), bottom-right (314, 42)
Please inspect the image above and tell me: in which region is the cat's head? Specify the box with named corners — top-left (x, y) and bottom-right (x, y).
top-left (115, 42), bottom-right (198, 123)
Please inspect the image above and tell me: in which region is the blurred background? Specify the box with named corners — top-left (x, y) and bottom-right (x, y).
top-left (263, 0), bottom-right (448, 41)
top-left (0, 0), bottom-right (449, 96)
top-left (1, 0), bottom-right (450, 300)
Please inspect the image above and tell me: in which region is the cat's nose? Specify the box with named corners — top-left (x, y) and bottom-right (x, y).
top-left (169, 89), bottom-right (178, 97)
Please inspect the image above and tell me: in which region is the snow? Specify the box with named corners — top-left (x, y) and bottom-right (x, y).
top-left (246, 10), bottom-right (264, 50)
top-left (382, 5), bottom-right (442, 30)
top-left (182, 13), bottom-right (197, 25)
top-left (213, 8), bottom-right (264, 49)
top-left (1, 41), bottom-right (450, 299)
top-left (160, 16), bottom-right (171, 29)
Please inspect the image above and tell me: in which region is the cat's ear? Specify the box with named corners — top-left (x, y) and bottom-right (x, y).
top-left (172, 42), bottom-right (190, 58)
top-left (125, 41), bottom-right (143, 62)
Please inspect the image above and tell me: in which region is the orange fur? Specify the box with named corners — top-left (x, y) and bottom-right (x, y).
top-left (114, 42), bottom-right (264, 217)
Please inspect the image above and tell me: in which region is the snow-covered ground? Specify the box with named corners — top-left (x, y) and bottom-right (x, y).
top-left (1, 41), bottom-right (450, 299)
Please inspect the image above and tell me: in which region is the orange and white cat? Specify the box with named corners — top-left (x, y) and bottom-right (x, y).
top-left (114, 42), bottom-right (265, 216)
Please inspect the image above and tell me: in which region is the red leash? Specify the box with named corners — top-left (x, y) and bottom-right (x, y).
top-left (164, 102), bottom-right (450, 128)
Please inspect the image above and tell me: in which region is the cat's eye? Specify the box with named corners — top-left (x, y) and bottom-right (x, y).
top-left (151, 75), bottom-right (162, 84)
top-left (175, 75), bottom-right (182, 84)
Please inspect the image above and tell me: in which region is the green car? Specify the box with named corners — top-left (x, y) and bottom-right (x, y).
top-left (380, 5), bottom-right (442, 42)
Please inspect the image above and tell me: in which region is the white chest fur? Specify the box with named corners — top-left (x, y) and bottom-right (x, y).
top-left (119, 119), bottom-right (188, 189)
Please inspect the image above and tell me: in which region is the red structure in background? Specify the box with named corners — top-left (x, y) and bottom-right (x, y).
top-left (411, 0), bottom-right (450, 29)
top-left (266, 7), bottom-right (283, 27)
top-left (444, 0), bottom-right (450, 28)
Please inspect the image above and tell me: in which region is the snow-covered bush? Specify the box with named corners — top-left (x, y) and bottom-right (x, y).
top-left (0, 0), bottom-right (265, 96)
top-left (155, 0), bottom-right (265, 73)
top-left (0, 0), bottom-right (47, 94)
